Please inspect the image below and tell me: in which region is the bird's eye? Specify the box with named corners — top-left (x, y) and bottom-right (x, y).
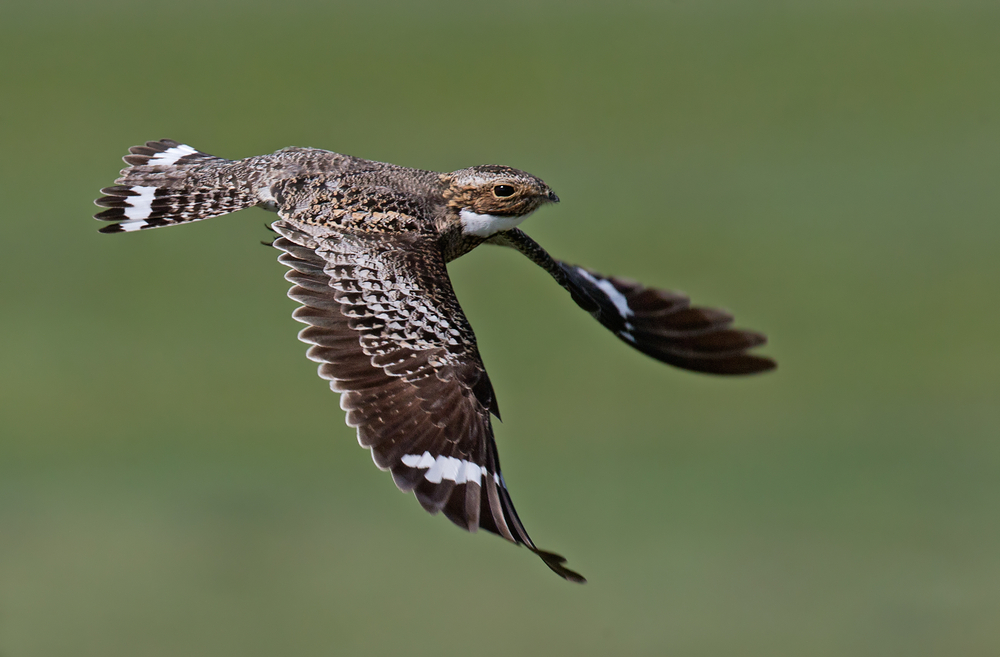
top-left (492, 184), bottom-right (516, 198)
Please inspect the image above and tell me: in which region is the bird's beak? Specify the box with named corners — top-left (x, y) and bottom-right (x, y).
top-left (546, 190), bottom-right (560, 203)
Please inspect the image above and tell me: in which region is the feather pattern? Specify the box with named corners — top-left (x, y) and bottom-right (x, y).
top-left (273, 220), bottom-right (585, 582)
top-left (559, 264), bottom-right (776, 374)
top-left (94, 138), bottom-right (777, 584)
top-left (490, 228), bottom-right (776, 375)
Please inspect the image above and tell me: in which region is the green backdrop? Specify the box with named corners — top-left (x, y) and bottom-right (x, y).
top-left (2, 1), bottom-right (998, 654)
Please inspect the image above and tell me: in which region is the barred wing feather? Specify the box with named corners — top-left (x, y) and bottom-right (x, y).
top-left (272, 220), bottom-right (584, 583)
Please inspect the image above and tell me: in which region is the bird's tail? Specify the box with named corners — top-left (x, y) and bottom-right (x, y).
top-left (94, 139), bottom-right (261, 233)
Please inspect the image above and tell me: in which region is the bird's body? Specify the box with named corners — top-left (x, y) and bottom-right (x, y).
top-left (95, 140), bottom-right (775, 582)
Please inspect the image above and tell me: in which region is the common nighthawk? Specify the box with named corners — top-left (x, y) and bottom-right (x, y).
top-left (94, 139), bottom-right (776, 582)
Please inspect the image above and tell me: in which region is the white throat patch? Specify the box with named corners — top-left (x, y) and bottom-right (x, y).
top-left (459, 209), bottom-right (530, 237)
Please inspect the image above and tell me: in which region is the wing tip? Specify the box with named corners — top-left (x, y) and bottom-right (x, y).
top-left (747, 355), bottom-right (778, 374)
top-left (532, 548), bottom-right (587, 583)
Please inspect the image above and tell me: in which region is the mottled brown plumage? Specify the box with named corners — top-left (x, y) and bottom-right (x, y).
top-left (94, 140), bottom-right (776, 582)
top-left (442, 164), bottom-right (559, 216)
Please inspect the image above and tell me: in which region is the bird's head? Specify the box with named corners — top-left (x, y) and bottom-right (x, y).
top-left (442, 165), bottom-right (559, 237)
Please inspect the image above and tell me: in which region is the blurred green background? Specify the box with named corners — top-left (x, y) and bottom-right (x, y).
top-left (2, 0), bottom-right (999, 654)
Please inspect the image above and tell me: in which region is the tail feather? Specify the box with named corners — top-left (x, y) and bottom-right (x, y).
top-left (94, 139), bottom-right (258, 233)
top-left (121, 139), bottom-right (220, 169)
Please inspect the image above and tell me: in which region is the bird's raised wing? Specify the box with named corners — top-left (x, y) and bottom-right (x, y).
top-left (272, 219), bottom-right (584, 582)
top-left (492, 228), bottom-right (776, 375)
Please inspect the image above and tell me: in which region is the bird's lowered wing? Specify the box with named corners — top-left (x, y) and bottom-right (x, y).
top-left (272, 219), bottom-right (584, 582)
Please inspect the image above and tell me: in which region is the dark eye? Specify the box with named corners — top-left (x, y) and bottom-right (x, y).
top-left (493, 184), bottom-right (516, 198)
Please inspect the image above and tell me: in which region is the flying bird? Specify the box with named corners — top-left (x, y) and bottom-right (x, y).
top-left (94, 139), bottom-right (776, 582)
